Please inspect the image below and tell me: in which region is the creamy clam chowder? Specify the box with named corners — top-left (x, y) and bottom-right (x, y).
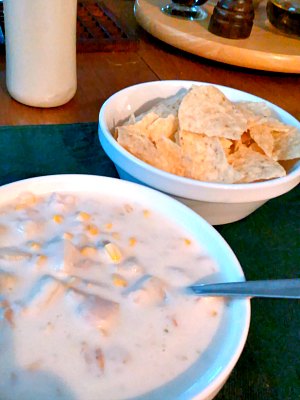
top-left (0, 192), bottom-right (225, 400)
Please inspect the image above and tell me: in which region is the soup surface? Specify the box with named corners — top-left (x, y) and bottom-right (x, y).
top-left (0, 192), bottom-right (225, 400)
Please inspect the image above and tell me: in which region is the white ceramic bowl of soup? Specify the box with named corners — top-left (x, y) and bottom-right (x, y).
top-left (98, 80), bottom-right (300, 225)
top-left (0, 174), bottom-right (250, 400)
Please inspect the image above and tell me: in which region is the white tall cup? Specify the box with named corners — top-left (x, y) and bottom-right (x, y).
top-left (3, 0), bottom-right (77, 107)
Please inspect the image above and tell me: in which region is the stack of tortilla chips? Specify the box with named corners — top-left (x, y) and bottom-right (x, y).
top-left (115, 85), bottom-right (300, 183)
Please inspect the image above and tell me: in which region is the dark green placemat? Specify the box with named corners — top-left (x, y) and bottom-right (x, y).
top-left (0, 122), bottom-right (118, 185)
top-left (0, 123), bottom-right (299, 400)
top-left (216, 188), bottom-right (300, 400)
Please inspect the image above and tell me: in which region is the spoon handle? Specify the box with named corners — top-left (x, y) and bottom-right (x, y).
top-left (189, 279), bottom-right (300, 299)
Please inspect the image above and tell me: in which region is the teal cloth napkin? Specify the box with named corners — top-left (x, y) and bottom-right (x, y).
top-left (0, 123), bottom-right (299, 400)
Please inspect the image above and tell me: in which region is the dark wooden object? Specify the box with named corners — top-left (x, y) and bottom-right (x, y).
top-left (77, 1), bottom-right (138, 52)
top-left (0, 1), bottom-right (139, 53)
top-left (208, 0), bottom-right (255, 39)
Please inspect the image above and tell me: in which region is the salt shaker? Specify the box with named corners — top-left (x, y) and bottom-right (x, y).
top-left (3, 0), bottom-right (78, 108)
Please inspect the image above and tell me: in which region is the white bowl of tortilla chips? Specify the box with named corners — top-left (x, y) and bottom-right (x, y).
top-left (98, 81), bottom-right (300, 225)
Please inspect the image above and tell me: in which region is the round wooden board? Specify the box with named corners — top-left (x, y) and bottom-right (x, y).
top-left (135, 0), bottom-right (300, 73)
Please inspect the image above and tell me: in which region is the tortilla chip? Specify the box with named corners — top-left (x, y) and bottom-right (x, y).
top-left (237, 102), bottom-right (274, 128)
top-left (249, 142), bottom-right (265, 155)
top-left (155, 137), bottom-right (185, 176)
top-left (238, 101), bottom-right (273, 118)
top-left (219, 137), bottom-right (233, 149)
top-left (136, 89), bottom-right (187, 121)
top-left (248, 124), bottom-right (274, 158)
top-left (178, 85), bottom-right (247, 139)
top-left (116, 113), bottom-right (178, 143)
top-left (228, 144), bottom-right (286, 182)
top-left (247, 121), bottom-right (300, 161)
top-left (237, 102), bottom-right (286, 141)
top-left (132, 112), bottom-right (160, 134)
top-left (180, 130), bottom-right (242, 183)
top-left (272, 127), bottom-right (300, 160)
top-left (117, 126), bottom-right (185, 176)
top-left (115, 112), bottom-right (159, 139)
top-left (116, 126), bottom-right (162, 169)
top-left (231, 131), bottom-right (252, 154)
top-left (173, 130), bottom-right (180, 145)
top-left (147, 115), bottom-right (178, 142)
top-left (114, 84), bottom-right (299, 184)
top-left (219, 137), bottom-right (234, 157)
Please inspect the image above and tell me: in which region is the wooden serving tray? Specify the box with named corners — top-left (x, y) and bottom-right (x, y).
top-left (135, 0), bottom-right (300, 73)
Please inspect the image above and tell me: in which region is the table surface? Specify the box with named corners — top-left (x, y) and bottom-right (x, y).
top-left (0, 0), bottom-right (300, 126)
top-left (0, 2), bottom-right (299, 400)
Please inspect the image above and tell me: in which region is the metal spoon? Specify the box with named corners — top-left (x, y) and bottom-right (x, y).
top-left (188, 279), bottom-right (300, 299)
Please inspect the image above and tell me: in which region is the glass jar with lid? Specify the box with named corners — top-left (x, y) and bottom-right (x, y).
top-left (266, 0), bottom-right (300, 36)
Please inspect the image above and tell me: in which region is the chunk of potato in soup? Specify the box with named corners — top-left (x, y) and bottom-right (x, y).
top-left (0, 192), bottom-right (225, 399)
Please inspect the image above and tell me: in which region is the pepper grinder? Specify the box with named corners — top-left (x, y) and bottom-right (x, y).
top-left (208, 0), bottom-right (255, 39)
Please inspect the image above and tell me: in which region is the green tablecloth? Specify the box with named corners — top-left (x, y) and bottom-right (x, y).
top-left (0, 123), bottom-right (299, 400)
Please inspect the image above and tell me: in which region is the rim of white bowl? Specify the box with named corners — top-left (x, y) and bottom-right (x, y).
top-left (0, 174), bottom-right (251, 400)
top-left (99, 81), bottom-right (300, 203)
